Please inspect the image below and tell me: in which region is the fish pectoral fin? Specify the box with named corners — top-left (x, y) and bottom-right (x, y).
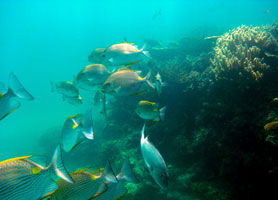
top-left (113, 86), bottom-right (121, 93)
top-left (130, 91), bottom-right (144, 96)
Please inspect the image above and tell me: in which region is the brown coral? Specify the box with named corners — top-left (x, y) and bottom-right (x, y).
top-left (210, 22), bottom-right (278, 80)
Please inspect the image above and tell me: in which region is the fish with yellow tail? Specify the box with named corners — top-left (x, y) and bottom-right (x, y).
top-left (0, 145), bottom-right (73, 200)
top-left (61, 109), bottom-right (94, 152)
top-left (135, 100), bottom-right (166, 122)
top-left (140, 124), bottom-right (168, 189)
top-left (102, 70), bottom-right (154, 96)
top-left (0, 72), bottom-right (34, 120)
top-left (100, 43), bottom-right (150, 66)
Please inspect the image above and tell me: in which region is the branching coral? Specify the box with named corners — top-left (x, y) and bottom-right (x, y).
top-left (210, 22), bottom-right (278, 80)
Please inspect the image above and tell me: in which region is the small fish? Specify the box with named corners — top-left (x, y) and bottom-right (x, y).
top-left (0, 72), bottom-right (34, 120)
top-left (135, 101), bottom-right (166, 121)
top-left (140, 124), bottom-right (168, 189)
top-left (76, 64), bottom-right (110, 90)
top-left (103, 70), bottom-right (154, 96)
top-left (88, 48), bottom-right (107, 64)
top-left (61, 110), bottom-right (94, 152)
top-left (0, 145), bottom-right (73, 200)
top-left (265, 9), bottom-right (270, 13)
top-left (155, 72), bottom-right (166, 96)
top-left (63, 95), bottom-right (83, 105)
top-left (101, 43), bottom-right (150, 66)
top-left (50, 81), bottom-right (80, 97)
top-left (152, 9), bottom-right (162, 20)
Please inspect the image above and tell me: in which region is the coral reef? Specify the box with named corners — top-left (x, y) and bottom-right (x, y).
top-left (210, 22), bottom-right (278, 80)
top-left (264, 121), bottom-right (278, 131)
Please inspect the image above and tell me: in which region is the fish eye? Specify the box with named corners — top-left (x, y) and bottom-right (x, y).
top-left (102, 54), bottom-right (106, 57)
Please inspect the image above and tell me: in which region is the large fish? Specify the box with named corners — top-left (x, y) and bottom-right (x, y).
top-left (101, 43), bottom-right (150, 66)
top-left (140, 124), bottom-right (168, 189)
top-left (0, 72), bottom-right (34, 120)
top-left (135, 101), bottom-right (166, 121)
top-left (61, 110), bottom-right (94, 152)
top-left (102, 70), bottom-right (154, 96)
top-left (76, 64), bottom-right (110, 90)
top-left (0, 145), bottom-right (73, 200)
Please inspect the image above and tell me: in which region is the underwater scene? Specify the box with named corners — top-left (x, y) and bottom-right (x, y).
top-left (1, 0), bottom-right (278, 199)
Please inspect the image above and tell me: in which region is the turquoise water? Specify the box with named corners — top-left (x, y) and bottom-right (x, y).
top-left (1, 0), bottom-right (278, 199)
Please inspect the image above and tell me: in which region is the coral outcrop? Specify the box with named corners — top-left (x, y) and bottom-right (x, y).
top-left (210, 22), bottom-right (278, 80)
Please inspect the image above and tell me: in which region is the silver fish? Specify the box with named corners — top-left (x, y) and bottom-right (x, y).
top-left (103, 70), bottom-right (154, 96)
top-left (51, 81), bottom-right (80, 97)
top-left (76, 64), bottom-right (110, 90)
top-left (135, 100), bottom-right (166, 121)
top-left (140, 124), bottom-right (168, 189)
top-left (101, 43), bottom-right (150, 66)
top-left (61, 110), bottom-right (94, 152)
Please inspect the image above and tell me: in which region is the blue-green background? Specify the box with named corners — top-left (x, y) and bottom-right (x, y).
top-left (0, 0), bottom-right (278, 199)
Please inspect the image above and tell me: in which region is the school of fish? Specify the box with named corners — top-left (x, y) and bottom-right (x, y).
top-left (0, 42), bottom-right (168, 199)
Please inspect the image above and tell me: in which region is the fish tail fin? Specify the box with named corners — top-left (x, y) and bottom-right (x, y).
top-left (102, 160), bottom-right (118, 183)
top-left (50, 81), bottom-right (55, 93)
top-left (81, 109), bottom-right (94, 140)
top-left (48, 144), bottom-right (74, 183)
top-left (139, 44), bottom-right (151, 59)
top-left (140, 123), bottom-right (147, 143)
top-left (159, 106), bottom-right (167, 121)
top-left (144, 72), bottom-right (155, 89)
top-left (117, 158), bottom-right (138, 183)
top-left (8, 72), bottom-right (34, 100)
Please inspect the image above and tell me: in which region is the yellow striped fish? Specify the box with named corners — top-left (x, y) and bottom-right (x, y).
top-left (47, 160), bottom-right (118, 200)
top-left (0, 145), bottom-right (73, 200)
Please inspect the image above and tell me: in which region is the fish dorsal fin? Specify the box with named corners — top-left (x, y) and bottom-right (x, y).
top-left (116, 61), bottom-right (140, 72)
top-left (0, 155), bottom-right (32, 165)
top-left (71, 168), bottom-right (90, 175)
top-left (88, 168), bottom-right (105, 176)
